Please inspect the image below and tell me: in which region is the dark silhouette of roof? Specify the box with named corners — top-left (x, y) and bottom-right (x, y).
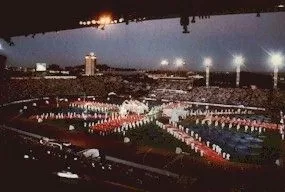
top-left (0, 0), bottom-right (284, 39)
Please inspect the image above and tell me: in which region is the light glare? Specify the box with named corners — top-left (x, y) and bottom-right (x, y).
top-left (175, 58), bottom-right (185, 67)
top-left (99, 16), bottom-right (112, 25)
top-left (204, 57), bottom-right (212, 67)
top-left (161, 60), bottom-right (169, 66)
top-left (270, 53), bottom-right (283, 67)
top-left (233, 55), bottom-right (245, 66)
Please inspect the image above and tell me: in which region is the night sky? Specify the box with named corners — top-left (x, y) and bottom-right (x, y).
top-left (0, 12), bottom-right (285, 72)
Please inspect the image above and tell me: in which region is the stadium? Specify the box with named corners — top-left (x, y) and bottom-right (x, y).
top-left (1, 72), bottom-right (285, 191)
top-left (1, 0), bottom-right (285, 191)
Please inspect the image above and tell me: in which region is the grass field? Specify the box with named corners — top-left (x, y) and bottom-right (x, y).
top-left (25, 104), bottom-right (282, 165)
top-left (43, 118), bottom-right (200, 158)
top-left (114, 123), bottom-right (200, 157)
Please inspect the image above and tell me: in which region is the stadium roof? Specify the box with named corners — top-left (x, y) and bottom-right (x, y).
top-left (0, 0), bottom-right (284, 40)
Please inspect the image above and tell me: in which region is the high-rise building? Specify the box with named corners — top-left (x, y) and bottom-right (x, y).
top-left (85, 52), bottom-right (96, 76)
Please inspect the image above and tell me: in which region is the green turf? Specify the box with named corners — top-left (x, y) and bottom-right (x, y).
top-left (44, 119), bottom-right (92, 133)
top-left (114, 123), bottom-right (200, 157)
top-left (44, 118), bottom-right (200, 157)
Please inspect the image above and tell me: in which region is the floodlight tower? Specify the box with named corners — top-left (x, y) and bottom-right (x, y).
top-left (174, 58), bottom-right (185, 71)
top-left (160, 59), bottom-right (169, 70)
top-left (161, 59), bottom-right (169, 66)
top-left (233, 55), bottom-right (245, 87)
top-left (270, 53), bottom-right (283, 89)
top-left (175, 58), bottom-right (185, 67)
top-left (204, 57), bottom-right (212, 88)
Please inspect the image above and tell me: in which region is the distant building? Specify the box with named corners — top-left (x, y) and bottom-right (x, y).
top-left (85, 52), bottom-right (96, 76)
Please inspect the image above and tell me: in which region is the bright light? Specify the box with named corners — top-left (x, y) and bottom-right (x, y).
top-left (91, 20), bottom-right (96, 24)
top-left (204, 57), bottom-right (212, 67)
top-left (36, 63), bottom-right (47, 72)
top-left (87, 21), bottom-right (91, 25)
top-left (0, 43), bottom-right (2, 50)
top-left (233, 55), bottom-right (245, 66)
top-left (99, 16), bottom-right (112, 25)
top-left (119, 18), bottom-right (124, 23)
top-left (175, 58), bottom-right (185, 67)
top-left (161, 59), bottom-right (169, 66)
top-left (79, 21), bottom-right (83, 25)
top-left (278, 4), bottom-right (284, 8)
top-left (57, 171), bottom-right (79, 179)
top-left (270, 53), bottom-right (283, 67)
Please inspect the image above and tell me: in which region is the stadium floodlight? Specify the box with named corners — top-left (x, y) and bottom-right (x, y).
top-left (270, 53), bottom-right (283, 67)
top-left (161, 59), bottom-right (169, 66)
top-left (233, 55), bottom-right (245, 66)
top-left (79, 21), bottom-right (83, 25)
top-left (87, 21), bottom-right (91, 25)
top-left (91, 20), bottom-right (96, 24)
top-left (270, 52), bottom-right (284, 89)
top-left (119, 18), bottom-right (124, 23)
top-left (204, 57), bottom-right (212, 67)
top-left (99, 16), bottom-right (112, 25)
top-left (203, 57), bottom-right (212, 88)
top-left (233, 55), bottom-right (245, 87)
top-left (175, 58), bottom-right (185, 67)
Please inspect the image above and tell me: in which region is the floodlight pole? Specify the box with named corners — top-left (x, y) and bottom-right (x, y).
top-left (206, 65), bottom-right (210, 88)
top-left (236, 64), bottom-right (241, 87)
top-left (274, 65), bottom-right (278, 89)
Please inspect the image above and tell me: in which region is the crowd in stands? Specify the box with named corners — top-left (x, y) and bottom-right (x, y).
top-left (1, 75), bottom-right (285, 109)
top-left (0, 76), bottom-right (124, 104)
top-left (149, 87), bottom-right (270, 107)
top-left (0, 75), bottom-right (152, 104)
top-left (154, 79), bottom-right (193, 91)
top-left (0, 78), bottom-right (84, 103)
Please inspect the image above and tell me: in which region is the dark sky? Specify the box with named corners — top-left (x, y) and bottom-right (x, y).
top-left (0, 12), bottom-right (285, 72)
